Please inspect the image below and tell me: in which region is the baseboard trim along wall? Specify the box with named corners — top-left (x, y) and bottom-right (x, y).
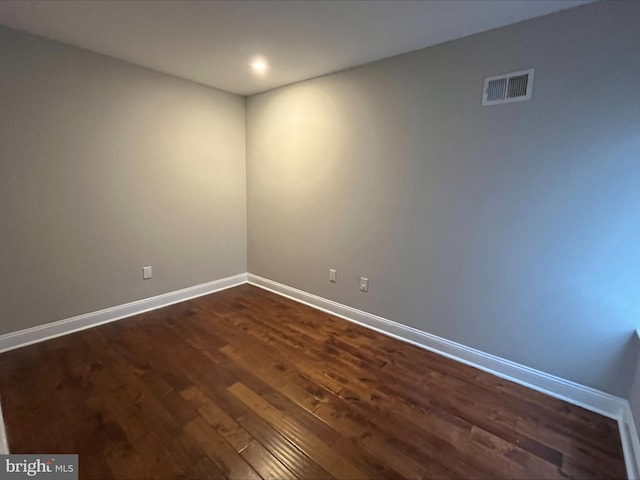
top-left (247, 273), bottom-right (640, 480)
top-left (0, 272), bottom-right (637, 477)
top-left (622, 403), bottom-right (640, 480)
top-left (0, 395), bottom-right (8, 455)
top-left (0, 273), bottom-right (247, 354)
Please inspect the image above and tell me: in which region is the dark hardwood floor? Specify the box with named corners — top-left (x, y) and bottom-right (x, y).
top-left (0, 284), bottom-right (627, 479)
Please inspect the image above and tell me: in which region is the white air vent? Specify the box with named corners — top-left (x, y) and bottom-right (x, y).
top-left (482, 68), bottom-right (534, 106)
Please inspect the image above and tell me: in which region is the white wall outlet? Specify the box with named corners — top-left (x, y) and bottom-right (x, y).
top-left (143, 266), bottom-right (152, 279)
top-left (329, 269), bottom-right (337, 283)
top-left (359, 277), bottom-right (368, 292)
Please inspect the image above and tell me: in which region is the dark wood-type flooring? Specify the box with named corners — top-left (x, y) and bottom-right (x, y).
top-left (0, 284), bottom-right (627, 479)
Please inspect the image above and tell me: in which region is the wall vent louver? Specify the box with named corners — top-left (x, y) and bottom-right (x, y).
top-left (482, 68), bottom-right (534, 106)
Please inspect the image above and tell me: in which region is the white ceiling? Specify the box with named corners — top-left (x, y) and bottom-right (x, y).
top-left (0, 0), bottom-right (590, 96)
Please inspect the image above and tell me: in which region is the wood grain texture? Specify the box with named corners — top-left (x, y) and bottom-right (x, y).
top-left (0, 284), bottom-right (626, 479)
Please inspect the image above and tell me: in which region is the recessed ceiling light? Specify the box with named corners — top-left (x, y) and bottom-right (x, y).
top-left (250, 57), bottom-right (269, 75)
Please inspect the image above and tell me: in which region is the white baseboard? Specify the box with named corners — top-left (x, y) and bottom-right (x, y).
top-left (0, 271), bottom-right (637, 477)
top-left (0, 396), bottom-right (7, 454)
top-left (621, 404), bottom-right (640, 480)
top-left (0, 273), bottom-right (247, 354)
top-left (247, 273), bottom-right (640, 479)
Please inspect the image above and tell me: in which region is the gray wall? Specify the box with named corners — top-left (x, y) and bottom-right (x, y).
top-left (247, 1), bottom-right (640, 396)
top-left (0, 25), bottom-right (247, 335)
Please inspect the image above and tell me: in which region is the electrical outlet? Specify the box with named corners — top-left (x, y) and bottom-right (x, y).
top-left (359, 277), bottom-right (368, 292)
top-left (329, 269), bottom-right (337, 283)
top-left (143, 266), bottom-right (152, 279)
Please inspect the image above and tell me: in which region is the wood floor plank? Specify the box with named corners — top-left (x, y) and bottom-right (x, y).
top-left (183, 416), bottom-right (262, 480)
top-left (134, 431), bottom-right (186, 480)
top-left (219, 343), bottom-right (345, 447)
top-left (229, 382), bottom-right (371, 479)
top-left (331, 436), bottom-right (406, 480)
top-left (240, 441), bottom-right (299, 480)
top-left (236, 410), bottom-right (334, 480)
top-left (104, 445), bottom-right (150, 480)
top-left (180, 385), bottom-right (254, 452)
top-left (357, 429), bottom-right (455, 479)
top-left (184, 457), bottom-right (226, 480)
top-left (468, 426), bottom-right (565, 479)
top-left (0, 284), bottom-right (626, 479)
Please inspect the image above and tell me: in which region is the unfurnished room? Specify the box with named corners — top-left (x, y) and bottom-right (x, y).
top-left (0, 0), bottom-right (640, 479)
